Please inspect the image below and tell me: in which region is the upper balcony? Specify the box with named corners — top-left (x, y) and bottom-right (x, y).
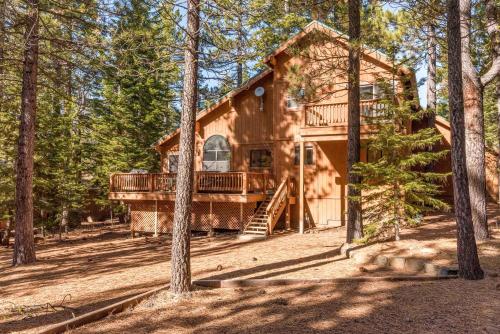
top-left (109, 172), bottom-right (275, 203)
top-left (300, 99), bottom-right (387, 140)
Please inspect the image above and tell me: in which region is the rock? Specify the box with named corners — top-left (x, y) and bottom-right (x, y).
top-left (420, 247), bottom-right (439, 255)
top-left (374, 255), bottom-right (388, 267)
top-left (424, 263), bottom-right (440, 275)
top-left (216, 264), bottom-right (223, 271)
top-left (351, 252), bottom-right (371, 264)
top-left (389, 257), bottom-right (406, 271)
top-left (252, 257), bottom-right (258, 261)
top-left (405, 258), bottom-right (425, 272)
top-left (358, 266), bottom-right (368, 273)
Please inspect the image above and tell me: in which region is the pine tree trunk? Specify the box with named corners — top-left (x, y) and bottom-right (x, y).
top-left (426, 23), bottom-right (437, 127)
top-left (12, 0), bottom-right (39, 266)
top-left (171, 0), bottom-right (200, 295)
top-left (459, 0), bottom-right (489, 240)
top-left (497, 78), bottom-right (500, 206)
top-left (346, 0), bottom-right (363, 243)
top-left (236, 1), bottom-right (243, 87)
top-left (446, 0), bottom-right (483, 280)
top-left (0, 0), bottom-right (6, 102)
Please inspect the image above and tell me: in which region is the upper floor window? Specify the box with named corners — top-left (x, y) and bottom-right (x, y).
top-left (168, 154), bottom-right (179, 173)
top-left (286, 95), bottom-right (300, 109)
top-left (360, 84), bottom-right (377, 100)
top-left (294, 144), bottom-right (315, 165)
top-left (203, 135), bottom-right (231, 172)
top-left (250, 149), bottom-right (272, 168)
top-left (286, 88), bottom-right (304, 109)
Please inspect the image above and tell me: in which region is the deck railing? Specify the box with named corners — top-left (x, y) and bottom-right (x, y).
top-left (304, 99), bottom-right (387, 127)
top-left (110, 172), bottom-right (274, 195)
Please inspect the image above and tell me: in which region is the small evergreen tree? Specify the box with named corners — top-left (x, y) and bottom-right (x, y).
top-left (352, 89), bottom-right (450, 242)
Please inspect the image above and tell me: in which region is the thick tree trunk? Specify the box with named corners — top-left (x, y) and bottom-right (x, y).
top-left (0, 0), bottom-right (6, 101)
top-left (346, 0), bottom-right (363, 243)
top-left (446, 0), bottom-right (483, 280)
top-left (497, 79), bottom-right (500, 206)
top-left (460, 0), bottom-right (489, 240)
top-left (12, 0), bottom-right (39, 266)
top-left (171, 0), bottom-right (200, 295)
top-left (426, 23), bottom-right (437, 127)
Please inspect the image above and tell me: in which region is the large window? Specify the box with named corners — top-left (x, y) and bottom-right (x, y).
top-left (168, 154), bottom-right (179, 173)
top-left (250, 149), bottom-right (272, 168)
top-left (203, 135), bottom-right (231, 172)
top-left (294, 144), bottom-right (315, 165)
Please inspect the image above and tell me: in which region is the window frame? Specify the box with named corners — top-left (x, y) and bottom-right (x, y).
top-left (202, 135), bottom-right (231, 172)
top-left (249, 148), bottom-right (273, 169)
top-left (294, 144), bottom-right (315, 166)
top-left (167, 153), bottom-right (179, 173)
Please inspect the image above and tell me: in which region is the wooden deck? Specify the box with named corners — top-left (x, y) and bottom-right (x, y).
top-left (109, 172), bottom-right (274, 202)
top-left (299, 100), bottom-right (386, 140)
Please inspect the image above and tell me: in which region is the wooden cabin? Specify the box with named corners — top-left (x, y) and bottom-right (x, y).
top-left (108, 21), bottom-right (497, 237)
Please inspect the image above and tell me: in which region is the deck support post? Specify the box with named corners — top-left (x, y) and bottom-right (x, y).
top-left (239, 203), bottom-right (244, 232)
top-left (286, 203), bottom-right (291, 230)
top-left (154, 200), bottom-right (158, 237)
top-left (299, 140), bottom-right (305, 234)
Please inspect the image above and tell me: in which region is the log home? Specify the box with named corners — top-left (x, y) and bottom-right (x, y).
top-left (108, 21), bottom-right (497, 237)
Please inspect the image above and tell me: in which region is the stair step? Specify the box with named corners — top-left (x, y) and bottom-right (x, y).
top-left (245, 227), bottom-right (267, 231)
top-left (244, 231), bottom-right (267, 235)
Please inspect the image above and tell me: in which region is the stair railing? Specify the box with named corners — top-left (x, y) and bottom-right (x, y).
top-left (265, 176), bottom-right (291, 234)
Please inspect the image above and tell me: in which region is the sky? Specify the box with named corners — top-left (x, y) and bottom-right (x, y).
top-left (416, 65), bottom-right (428, 108)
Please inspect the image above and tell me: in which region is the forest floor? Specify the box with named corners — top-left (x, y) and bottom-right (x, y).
top-left (1, 207), bottom-right (499, 334)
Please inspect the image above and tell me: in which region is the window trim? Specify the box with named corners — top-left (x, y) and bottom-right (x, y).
top-left (294, 144), bottom-right (315, 166)
top-left (202, 135), bottom-right (231, 172)
top-left (249, 148), bottom-right (273, 169)
top-left (167, 152), bottom-right (179, 173)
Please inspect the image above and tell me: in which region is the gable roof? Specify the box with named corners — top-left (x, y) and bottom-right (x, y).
top-left (263, 21), bottom-right (402, 73)
top-left (155, 20), bottom-right (413, 150)
top-left (153, 68), bottom-right (273, 149)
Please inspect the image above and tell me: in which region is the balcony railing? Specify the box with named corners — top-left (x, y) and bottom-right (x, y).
top-left (110, 172), bottom-right (274, 195)
top-left (304, 99), bottom-right (387, 127)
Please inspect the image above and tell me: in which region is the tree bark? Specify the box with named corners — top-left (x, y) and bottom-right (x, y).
top-left (426, 23), bottom-right (437, 127)
top-left (497, 78), bottom-right (500, 207)
top-left (346, 0), bottom-right (363, 243)
top-left (0, 0), bottom-right (6, 102)
top-left (171, 0), bottom-right (200, 295)
top-left (446, 0), bottom-right (483, 280)
top-left (12, 0), bottom-right (39, 266)
top-left (459, 0), bottom-right (489, 240)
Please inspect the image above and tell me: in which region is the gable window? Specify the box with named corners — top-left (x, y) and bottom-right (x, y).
top-left (286, 88), bottom-right (305, 109)
top-left (286, 95), bottom-right (300, 109)
top-left (203, 135), bottom-right (231, 172)
top-left (250, 149), bottom-right (272, 168)
top-left (294, 144), bottom-right (315, 165)
top-left (168, 154), bottom-right (179, 173)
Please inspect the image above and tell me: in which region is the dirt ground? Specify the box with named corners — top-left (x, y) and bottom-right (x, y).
top-left (1, 207), bottom-right (499, 333)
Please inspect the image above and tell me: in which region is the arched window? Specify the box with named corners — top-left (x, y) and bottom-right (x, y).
top-left (203, 135), bottom-right (231, 172)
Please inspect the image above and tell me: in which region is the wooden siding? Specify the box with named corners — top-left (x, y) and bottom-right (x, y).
top-left (151, 29), bottom-right (418, 230)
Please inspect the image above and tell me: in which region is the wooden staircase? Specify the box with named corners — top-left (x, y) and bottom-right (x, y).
top-left (242, 177), bottom-right (295, 238)
top-left (242, 196), bottom-right (273, 236)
